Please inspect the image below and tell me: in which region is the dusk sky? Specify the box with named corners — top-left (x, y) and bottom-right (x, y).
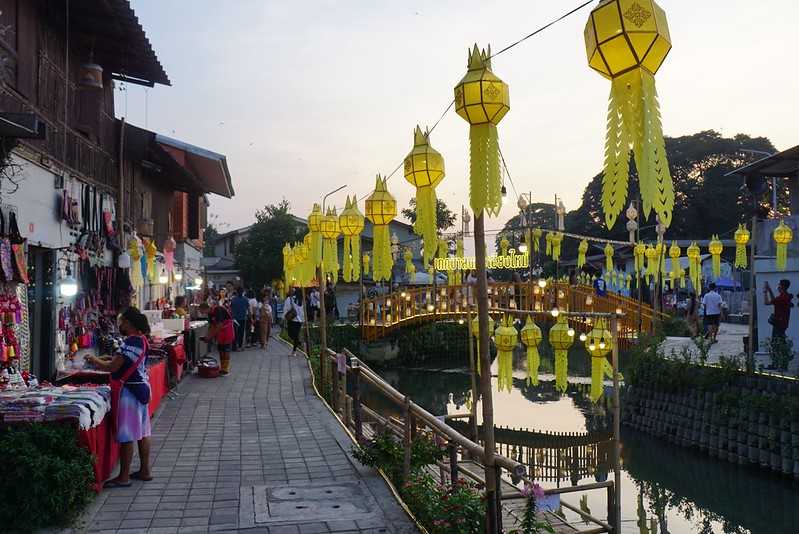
top-left (121, 0), bottom-right (799, 237)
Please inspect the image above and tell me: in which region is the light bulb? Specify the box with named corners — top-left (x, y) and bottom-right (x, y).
top-left (458, 319), bottom-right (465, 325)
top-left (615, 307), bottom-right (623, 315)
top-left (194, 276), bottom-right (203, 286)
top-left (567, 328), bottom-right (575, 337)
top-left (518, 243), bottom-right (528, 253)
top-left (174, 271), bottom-right (183, 281)
top-left (400, 291), bottom-right (406, 298)
top-left (60, 271), bottom-right (78, 297)
top-left (558, 290), bottom-right (565, 299)
top-left (427, 304), bottom-right (434, 312)
top-left (551, 307), bottom-right (560, 318)
top-left (405, 294), bottom-right (411, 301)
top-left (599, 342), bottom-right (607, 350)
top-left (386, 299), bottom-right (391, 307)
top-left (158, 270), bottom-right (168, 284)
top-left (589, 343), bottom-right (596, 352)
top-left (538, 279), bottom-right (547, 289)
top-left (579, 333), bottom-right (587, 342)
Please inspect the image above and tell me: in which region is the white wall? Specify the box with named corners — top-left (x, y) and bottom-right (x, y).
top-left (754, 257), bottom-right (799, 353)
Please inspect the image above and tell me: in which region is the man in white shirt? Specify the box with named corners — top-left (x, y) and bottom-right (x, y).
top-left (701, 283), bottom-right (723, 342)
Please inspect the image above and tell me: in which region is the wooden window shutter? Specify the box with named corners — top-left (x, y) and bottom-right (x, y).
top-left (171, 191), bottom-right (188, 240)
top-left (187, 192), bottom-right (200, 239)
top-left (16, 0), bottom-right (37, 99)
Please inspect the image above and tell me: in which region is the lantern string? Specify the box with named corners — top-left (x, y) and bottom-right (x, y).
top-left (498, 145), bottom-right (519, 200)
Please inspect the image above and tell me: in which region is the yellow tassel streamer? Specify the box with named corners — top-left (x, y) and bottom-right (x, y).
top-left (773, 221), bottom-right (793, 271)
top-left (372, 226), bottom-right (392, 282)
top-left (734, 224), bottom-right (749, 269)
top-left (585, 318), bottom-right (612, 403)
top-left (520, 317), bottom-right (542, 386)
top-left (339, 196), bottom-right (364, 282)
top-left (500, 236), bottom-right (510, 257)
top-left (362, 253), bottom-right (370, 276)
top-left (687, 242), bottom-right (701, 290)
top-left (551, 233), bottom-right (563, 261)
top-left (533, 229), bottom-right (542, 253)
top-left (577, 240), bottom-right (588, 269)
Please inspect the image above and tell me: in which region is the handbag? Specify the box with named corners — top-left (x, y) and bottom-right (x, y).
top-left (284, 299), bottom-right (297, 322)
top-left (8, 211), bottom-right (29, 284)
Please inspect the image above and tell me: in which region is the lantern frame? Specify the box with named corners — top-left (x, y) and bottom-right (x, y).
top-left (365, 176), bottom-right (397, 226)
top-left (404, 126), bottom-right (445, 189)
top-left (454, 45), bottom-right (510, 126)
top-left (320, 207), bottom-right (340, 240)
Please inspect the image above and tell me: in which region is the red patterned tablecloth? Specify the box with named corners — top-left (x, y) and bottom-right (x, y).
top-left (77, 416), bottom-right (119, 492)
top-left (147, 360), bottom-right (168, 417)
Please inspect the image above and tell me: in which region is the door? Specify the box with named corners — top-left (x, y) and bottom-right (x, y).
top-left (27, 246), bottom-right (55, 379)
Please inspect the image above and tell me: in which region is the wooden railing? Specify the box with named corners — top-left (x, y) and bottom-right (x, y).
top-left (361, 282), bottom-right (667, 347)
top-left (318, 347), bottom-right (618, 533)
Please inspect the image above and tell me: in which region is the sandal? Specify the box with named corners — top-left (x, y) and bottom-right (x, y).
top-left (103, 479), bottom-right (132, 488)
top-left (131, 471), bottom-right (153, 481)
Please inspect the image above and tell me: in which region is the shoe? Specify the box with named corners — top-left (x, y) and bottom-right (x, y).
top-left (220, 370), bottom-right (229, 375)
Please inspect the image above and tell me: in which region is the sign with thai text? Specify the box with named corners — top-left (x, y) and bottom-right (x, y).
top-left (433, 251), bottom-right (529, 271)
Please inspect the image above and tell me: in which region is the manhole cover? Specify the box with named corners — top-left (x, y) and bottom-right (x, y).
top-left (239, 481), bottom-right (379, 527)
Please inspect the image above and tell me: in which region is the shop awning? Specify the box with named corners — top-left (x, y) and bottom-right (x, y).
top-left (726, 145), bottom-right (799, 178)
top-left (156, 135), bottom-right (235, 198)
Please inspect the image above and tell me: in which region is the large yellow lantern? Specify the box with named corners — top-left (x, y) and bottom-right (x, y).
top-left (585, 0), bottom-right (674, 229)
top-left (686, 241), bottom-right (701, 290)
top-left (494, 315), bottom-right (518, 393)
top-left (404, 126), bottom-right (445, 267)
top-left (307, 203), bottom-right (323, 266)
top-left (320, 207), bottom-right (340, 280)
top-left (773, 221), bottom-right (793, 271)
top-left (550, 232), bottom-right (563, 261)
top-left (634, 241), bottom-right (646, 274)
top-left (339, 195), bottom-right (365, 282)
top-left (604, 243), bottom-right (615, 273)
top-left (471, 314), bottom-right (495, 376)
top-left (668, 241), bottom-right (682, 284)
top-left (708, 235), bottom-right (723, 280)
top-left (734, 224), bottom-right (750, 269)
top-left (577, 239), bottom-right (589, 269)
top-left (454, 44), bottom-right (510, 217)
top-left (520, 316), bottom-right (543, 386)
top-left (549, 314), bottom-right (574, 393)
top-left (365, 175), bottom-right (397, 282)
top-left (585, 318), bottom-right (613, 402)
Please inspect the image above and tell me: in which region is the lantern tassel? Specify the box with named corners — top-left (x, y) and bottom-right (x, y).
top-left (735, 243), bottom-right (747, 269)
top-left (323, 238), bottom-right (339, 279)
top-left (777, 243), bottom-right (788, 271)
top-left (591, 356), bottom-right (604, 403)
top-left (555, 350), bottom-right (568, 393)
top-left (498, 348), bottom-right (513, 393)
top-left (640, 71), bottom-right (674, 228)
top-left (416, 187), bottom-right (438, 266)
top-left (311, 232), bottom-right (322, 267)
top-left (343, 236), bottom-right (353, 282)
top-left (577, 240), bottom-right (588, 269)
top-left (372, 226), bottom-right (393, 281)
top-left (526, 346), bottom-right (540, 387)
top-left (712, 254), bottom-right (721, 280)
top-left (469, 123), bottom-right (502, 216)
top-left (602, 83), bottom-right (629, 229)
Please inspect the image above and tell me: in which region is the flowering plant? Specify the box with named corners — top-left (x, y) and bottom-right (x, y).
top-left (516, 482), bottom-right (555, 534)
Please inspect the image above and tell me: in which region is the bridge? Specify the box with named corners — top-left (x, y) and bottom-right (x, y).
top-left (361, 282), bottom-right (666, 348)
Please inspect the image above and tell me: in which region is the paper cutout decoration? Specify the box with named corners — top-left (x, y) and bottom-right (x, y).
top-left (773, 221), bottom-right (793, 271)
top-left (404, 126), bottom-right (445, 267)
top-left (577, 240), bottom-right (589, 269)
top-left (471, 313), bottom-right (495, 377)
top-left (307, 203), bottom-right (323, 267)
top-left (454, 44), bottom-right (510, 217)
top-left (339, 196), bottom-right (365, 282)
top-left (686, 241), bottom-right (701, 290)
top-left (320, 207), bottom-right (340, 280)
top-left (549, 314), bottom-right (574, 393)
top-left (163, 236), bottom-right (176, 275)
top-left (585, 318), bottom-right (612, 402)
top-left (708, 235), bottom-right (722, 280)
top-left (604, 243), bottom-right (615, 272)
top-left (585, 0), bottom-right (674, 229)
top-left (520, 316), bottom-right (543, 386)
top-left (734, 224), bottom-right (750, 269)
top-left (494, 315), bottom-right (518, 393)
top-left (362, 253), bottom-right (370, 276)
top-left (144, 238), bottom-right (157, 283)
top-left (668, 241), bottom-right (681, 283)
top-left (365, 175), bottom-right (397, 282)
top-left (550, 233), bottom-right (563, 261)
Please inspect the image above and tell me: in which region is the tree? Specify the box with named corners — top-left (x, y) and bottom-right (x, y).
top-left (495, 203), bottom-right (557, 252)
top-left (202, 224), bottom-right (220, 257)
top-left (234, 200), bottom-right (303, 289)
top-left (401, 198), bottom-right (457, 233)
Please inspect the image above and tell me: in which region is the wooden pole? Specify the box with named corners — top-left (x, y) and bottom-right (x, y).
top-left (610, 313), bottom-right (622, 533)
top-left (474, 212), bottom-right (500, 534)
top-left (318, 266), bottom-right (328, 394)
top-left (466, 306), bottom-right (479, 443)
top-left (352, 358), bottom-right (363, 443)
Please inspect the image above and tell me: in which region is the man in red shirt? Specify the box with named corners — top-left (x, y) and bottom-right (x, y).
top-left (764, 280), bottom-right (793, 338)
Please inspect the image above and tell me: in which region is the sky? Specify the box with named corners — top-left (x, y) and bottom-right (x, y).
top-left (121, 0), bottom-right (799, 238)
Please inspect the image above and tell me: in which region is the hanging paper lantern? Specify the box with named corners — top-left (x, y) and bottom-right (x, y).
top-left (604, 243), bottom-right (614, 272)
top-left (773, 221), bottom-right (793, 271)
top-left (339, 196), bottom-right (365, 282)
top-left (471, 314), bottom-right (495, 376)
top-left (454, 239), bottom-right (465, 285)
top-left (585, 318), bottom-right (613, 402)
top-left (404, 126), bottom-right (445, 267)
top-left (734, 224), bottom-right (750, 269)
top-left (362, 253), bottom-right (370, 276)
top-left (500, 236), bottom-right (510, 257)
top-left (708, 235), bottom-right (723, 280)
top-left (532, 228), bottom-right (542, 253)
top-left (494, 315), bottom-right (518, 393)
top-left (365, 175), bottom-right (397, 282)
top-left (634, 242), bottom-right (646, 275)
top-left (549, 314), bottom-right (573, 393)
top-left (585, 0), bottom-right (674, 229)
top-left (128, 236), bottom-right (143, 290)
top-left (454, 44), bottom-right (510, 216)
top-left (320, 207), bottom-right (340, 281)
top-left (625, 273), bottom-right (632, 290)
top-left (686, 241), bottom-right (701, 290)
top-left (550, 233), bottom-right (563, 261)
top-left (404, 248), bottom-right (415, 275)
top-left (163, 236), bottom-right (176, 275)
top-left (307, 203), bottom-right (324, 267)
top-left (144, 238), bottom-right (158, 283)
top-left (520, 316), bottom-right (542, 386)
top-left (577, 240), bottom-right (589, 269)
top-left (668, 241), bottom-right (681, 282)
top-left (644, 245), bottom-right (658, 283)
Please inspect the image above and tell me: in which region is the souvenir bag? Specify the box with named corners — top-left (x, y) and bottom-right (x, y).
top-left (0, 209), bottom-right (13, 282)
top-left (8, 211), bottom-right (29, 284)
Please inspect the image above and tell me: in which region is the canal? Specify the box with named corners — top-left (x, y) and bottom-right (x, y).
top-left (366, 350), bottom-right (799, 534)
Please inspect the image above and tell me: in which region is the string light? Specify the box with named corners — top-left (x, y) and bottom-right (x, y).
top-left (538, 279), bottom-right (547, 289)
top-left (551, 306), bottom-right (560, 318)
top-left (579, 333), bottom-right (588, 342)
top-left (567, 328), bottom-right (575, 337)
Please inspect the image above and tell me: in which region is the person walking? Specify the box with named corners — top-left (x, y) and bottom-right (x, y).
top-left (85, 307), bottom-right (153, 487)
top-left (764, 280), bottom-right (794, 338)
top-left (686, 291), bottom-right (700, 336)
top-left (246, 290), bottom-right (259, 347)
top-left (701, 283), bottom-right (723, 342)
top-left (200, 301), bottom-right (235, 374)
top-left (259, 291), bottom-right (273, 348)
top-left (309, 287), bottom-right (320, 323)
top-left (230, 288), bottom-right (250, 351)
top-left (283, 288), bottom-right (305, 356)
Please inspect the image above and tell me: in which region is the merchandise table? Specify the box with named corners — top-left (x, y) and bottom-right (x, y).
top-left (146, 359), bottom-right (167, 417)
top-left (77, 415), bottom-right (119, 492)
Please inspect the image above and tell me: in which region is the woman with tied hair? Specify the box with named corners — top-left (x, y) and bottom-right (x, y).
top-left (86, 307), bottom-right (153, 487)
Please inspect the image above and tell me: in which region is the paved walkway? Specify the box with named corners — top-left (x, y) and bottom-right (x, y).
top-left (75, 339), bottom-right (417, 534)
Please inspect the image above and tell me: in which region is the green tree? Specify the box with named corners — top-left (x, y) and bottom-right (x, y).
top-left (234, 200), bottom-right (303, 289)
top-left (495, 202), bottom-right (557, 253)
top-left (203, 224), bottom-right (220, 257)
top-left (401, 198), bottom-right (457, 233)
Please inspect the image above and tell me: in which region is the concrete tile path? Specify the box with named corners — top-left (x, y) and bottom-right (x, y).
top-left (73, 339), bottom-right (417, 534)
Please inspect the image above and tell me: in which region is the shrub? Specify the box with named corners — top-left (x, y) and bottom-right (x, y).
top-left (657, 316), bottom-right (691, 338)
top-left (0, 423), bottom-right (94, 532)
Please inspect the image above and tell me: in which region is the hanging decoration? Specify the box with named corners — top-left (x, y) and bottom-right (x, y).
top-left (404, 248), bottom-right (415, 276)
top-left (307, 203), bottom-right (324, 267)
top-left (144, 238), bottom-right (157, 284)
top-left (686, 241), bottom-right (701, 290)
top-left (734, 224), bottom-right (750, 269)
top-left (128, 235), bottom-right (143, 290)
top-left (604, 243), bottom-right (614, 272)
top-left (520, 316), bottom-right (542, 386)
top-left (549, 314), bottom-right (574, 393)
top-left (577, 240), bottom-right (589, 269)
top-left (773, 221), bottom-right (793, 271)
top-left (454, 44), bottom-right (510, 216)
top-left (634, 242), bottom-right (646, 274)
top-left (163, 236), bottom-right (176, 276)
top-left (668, 241), bottom-right (681, 282)
top-left (585, 0), bottom-right (674, 229)
top-left (471, 314), bottom-right (495, 376)
top-left (532, 228), bottom-right (542, 253)
top-left (708, 235), bottom-right (722, 280)
top-left (500, 236), bottom-right (510, 256)
top-left (625, 273), bottom-right (632, 290)
top-left (365, 175), bottom-right (397, 282)
top-left (644, 245), bottom-right (658, 284)
top-left (545, 232), bottom-right (553, 257)
top-left (551, 232), bottom-right (563, 261)
top-left (585, 318), bottom-right (612, 402)
top-left (320, 207), bottom-right (341, 281)
top-left (454, 239), bottom-right (465, 285)
top-left (339, 196), bottom-right (365, 282)
top-left (494, 315), bottom-right (518, 392)
top-left (362, 253), bottom-right (370, 276)
top-left (404, 126), bottom-right (445, 267)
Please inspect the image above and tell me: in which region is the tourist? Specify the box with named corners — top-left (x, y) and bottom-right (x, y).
top-left (85, 307), bottom-right (153, 487)
top-left (686, 291), bottom-right (700, 336)
top-left (259, 290), bottom-right (273, 348)
top-left (283, 288), bottom-right (305, 356)
top-left (246, 290), bottom-right (259, 347)
top-left (701, 283), bottom-right (723, 342)
top-left (230, 288), bottom-right (250, 351)
top-left (200, 301), bottom-right (235, 375)
top-left (325, 285), bottom-right (338, 321)
top-left (764, 280), bottom-right (794, 338)
top-left (309, 287), bottom-right (320, 322)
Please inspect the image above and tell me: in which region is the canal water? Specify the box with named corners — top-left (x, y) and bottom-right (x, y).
top-left (367, 351), bottom-right (799, 534)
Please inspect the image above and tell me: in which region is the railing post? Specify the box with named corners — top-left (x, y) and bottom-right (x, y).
top-left (331, 352), bottom-right (339, 412)
top-left (449, 442), bottom-right (459, 487)
top-left (403, 396), bottom-right (412, 483)
top-left (494, 464), bottom-right (503, 532)
top-left (340, 357), bottom-right (348, 419)
top-left (352, 358), bottom-right (363, 443)
top-left (606, 482), bottom-right (616, 532)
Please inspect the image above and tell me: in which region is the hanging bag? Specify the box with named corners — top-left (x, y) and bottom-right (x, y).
top-left (8, 211), bottom-right (29, 284)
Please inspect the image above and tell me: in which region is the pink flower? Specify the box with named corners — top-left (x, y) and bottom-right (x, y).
top-left (521, 482), bottom-right (545, 500)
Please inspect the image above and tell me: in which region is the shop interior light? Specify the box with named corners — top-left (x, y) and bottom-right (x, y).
top-left (538, 279), bottom-right (547, 289)
top-left (194, 276), bottom-right (203, 286)
top-left (550, 306), bottom-right (560, 318)
top-left (60, 267), bottom-right (78, 297)
top-left (589, 343), bottom-right (596, 352)
top-left (158, 269), bottom-right (169, 284)
top-left (174, 270), bottom-right (183, 282)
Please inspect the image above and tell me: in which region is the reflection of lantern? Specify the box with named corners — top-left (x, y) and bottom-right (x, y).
top-left (586, 318), bottom-right (613, 402)
top-left (471, 314), bottom-right (495, 376)
top-left (734, 224), bottom-right (750, 269)
top-left (339, 196), bottom-right (365, 282)
top-left (494, 315), bottom-right (518, 392)
top-left (585, 0), bottom-right (674, 228)
top-left (365, 175), bottom-right (397, 281)
top-left (773, 221), bottom-right (793, 271)
top-left (454, 44), bottom-right (510, 217)
top-left (708, 235), bottom-right (723, 280)
top-left (604, 243), bottom-right (614, 272)
top-left (321, 207), bottom-right (340, 280)
top-left (578, 240), bottom-right (589, 269)
top-left (549, 314), bottom-right (574, 393)
top-left (520, 316), bottom-right (543, 386)
top-left (686, 241), bottom-right (701, 290)
top-left (404, 126), bottom-right (445, 267)
top-left (669, 241), bottom-right (681, 283)
top-left (307, 203), bottom-right (323, 266)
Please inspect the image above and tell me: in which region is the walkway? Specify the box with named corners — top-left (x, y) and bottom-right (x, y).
top-left (75, 340), bottom-right (418, 534)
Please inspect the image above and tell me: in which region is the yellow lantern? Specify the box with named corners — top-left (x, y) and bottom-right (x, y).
top-left (734, 224), bottom-right (750, 269)
top-left (499, 236), bottom-right (510, 257)
top-left (471, 314), bottom-right (495, 376)
top-left (549, 314), bottom-right (574, 393)
top-left (454, 44), bottom-right (510, 217)
top-left (494, 315), bottom-right (518, 393)
top-left (404, 248), bottom-right (415, 275)
top-left (339, 196), bottom-right (365, 282)
top-left (625, 272), bottom-right (632, 290)
top-left (668, 241), bottom-right (681, 282)
top-left (520, 316), bottom-right (543, 386)
top-left (644, 244), bottom-right (658, 283)
top-left (773, 221), bottom-right (793, 271)
top-left (365, 175), bottom-right (397, 282)
top-left (404, 126), bottom-right (445, 266)
top-left (708, 235), bottom-right (723, 280)
top-left (585, 0), bottom-right (674, 229)
top-left (633, 241), bottom-right (646, 274)
top-left (532, 228), bottom-right (543, 253)
top-left (144, 238), bottom-right (158, 283)
top-left (550, 232), bottom-right (563, 261)
top-left (585, 318), bottom-right (613, 402)
top-left (577, 239), bottom-right (589, 269)
top-left (604, 243), bottom-right (614, 273)
top-left (686, 241), bottom-right (701, 290)
top-left (320, 207), bottom-right (340, 280)
top-left (128, 236), bottom-right (143, 290)
top-left (362, 253), bottom-right (370, 276)
top-left (307, 203), bottom-right (323, 266)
